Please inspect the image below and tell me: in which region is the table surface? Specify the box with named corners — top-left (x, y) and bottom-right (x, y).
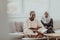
top-left (44, 33), bottom-right (60, 37)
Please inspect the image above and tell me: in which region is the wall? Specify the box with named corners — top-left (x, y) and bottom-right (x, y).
top-left (8, 0), bottom-right (60, 29)
top-left (49, 0), bottom-right (60, 29)
top-left (8, 0), bottom-right (49, 22)
top-left (0, 0), bottom-right (10, 40)
top-left (49, 0), bottom-right (60, 21)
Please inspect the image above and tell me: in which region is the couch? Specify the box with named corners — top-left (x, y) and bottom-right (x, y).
top-left (8, 20), bottom-right (60, 40)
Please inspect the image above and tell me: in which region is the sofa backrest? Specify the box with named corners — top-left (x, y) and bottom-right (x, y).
top-left (9, 21), bottom-right (24, 33)
top-left (53, 20), bottom-right (60, 30)
top-left (9, 20), bottom-right (60, 33)
top-left (15, 22), bottom-right (23, 32)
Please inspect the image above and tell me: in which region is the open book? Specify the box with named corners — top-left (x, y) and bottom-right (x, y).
top-left (38, 27), bottom-right (47, 33)
top-left (29, 27), bottom-right (47, 33)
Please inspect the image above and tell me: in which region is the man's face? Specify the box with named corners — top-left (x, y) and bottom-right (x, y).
top-left (31, 12), bottom-right (35, 19)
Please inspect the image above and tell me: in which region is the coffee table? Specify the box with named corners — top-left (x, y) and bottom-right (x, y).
top-left (44, 33), bottom-right (60, 40)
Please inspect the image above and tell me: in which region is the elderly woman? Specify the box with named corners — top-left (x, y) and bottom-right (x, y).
top-left (41, 12), bottom-right (55, 33)
top-left (23, 11), bottom-right (47, 38)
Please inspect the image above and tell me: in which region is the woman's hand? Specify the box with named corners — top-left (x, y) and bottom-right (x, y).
top-left (48, 26), bottom-right (52, 29)
top-left (45, 26), bottom-right (47, 29)
top-left (29, 27), bottom-right (38, 30)
top-left (29, 26), bottom-right (42, 31)
top-left (37, 26), bottom-right (42, 29)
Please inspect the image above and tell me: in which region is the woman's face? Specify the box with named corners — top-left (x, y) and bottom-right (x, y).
top-left (31, 12), bottom-right (35, 19)
top-left (45, 12), bottom-right (48, 18)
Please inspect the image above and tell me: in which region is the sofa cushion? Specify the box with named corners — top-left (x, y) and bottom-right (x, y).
top-left (9, 21), bottom-right (17, 33)
top-left (15, 22), bottom-right (23, 32)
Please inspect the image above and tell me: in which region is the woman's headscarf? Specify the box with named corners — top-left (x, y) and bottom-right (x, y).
top-left (41, 12), bottom-right (51, 23)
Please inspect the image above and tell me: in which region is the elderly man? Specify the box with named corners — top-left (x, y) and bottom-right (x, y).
top-left (23, 11), bottom-right (47, 38)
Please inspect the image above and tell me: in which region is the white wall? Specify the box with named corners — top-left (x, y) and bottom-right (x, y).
top-left (8, 0), bottom-right (60, 28)
top-left (23, 0), bottom-right (49, 22)
top-left (7, 0), bottom-right (22, 17)
top-left (8, 0), bottom-right (60, 21)
top-left (7, 0), bottom-right (23, 22)
top-left (8, 0), bottom-right (49, 22)
top-left (49, 0), bottom-right (60, 21)
top-left (0, 0), bottom-right (10, 40)
top-left (49, 0), bottom-right (60, 29)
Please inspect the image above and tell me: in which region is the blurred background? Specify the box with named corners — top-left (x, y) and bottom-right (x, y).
top-left (7, 0), bottom-right (60, 22)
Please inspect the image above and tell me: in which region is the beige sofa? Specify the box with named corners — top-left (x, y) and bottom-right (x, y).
top-left (8, 21), bottom-right (24, 39)
top-left (9, 20), bottom-right (60, 32)
top-left (8, 20), bottom-right (60, 39)
top-left (9, 21), bottom-right (24, 33)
